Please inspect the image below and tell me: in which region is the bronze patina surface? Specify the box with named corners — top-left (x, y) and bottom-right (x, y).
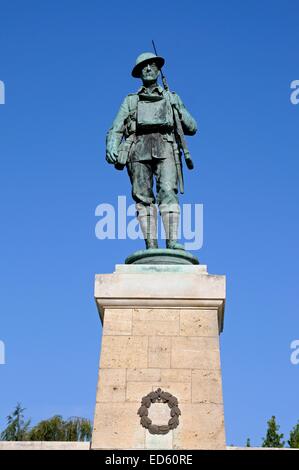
top-left (105, 51), bottom-right (198, 262)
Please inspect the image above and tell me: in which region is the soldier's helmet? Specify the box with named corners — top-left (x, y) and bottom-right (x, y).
top-left (131, 52), bottom-right (165, 78)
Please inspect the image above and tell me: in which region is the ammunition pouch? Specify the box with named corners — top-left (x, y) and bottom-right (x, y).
top-left (124, 111), bottom-right (136, 137)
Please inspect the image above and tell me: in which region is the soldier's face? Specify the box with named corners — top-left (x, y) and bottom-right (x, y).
top-left (140, 61), bottom-right (160, 83)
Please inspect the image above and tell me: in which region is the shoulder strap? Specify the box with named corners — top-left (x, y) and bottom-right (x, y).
top-left (163, 89), bottom-right (176, 107)
top-left (127, 94), bottom-right (139, 114)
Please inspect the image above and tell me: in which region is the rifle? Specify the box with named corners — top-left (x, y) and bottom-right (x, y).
top-left (152, 41), bottom-right (195, 193)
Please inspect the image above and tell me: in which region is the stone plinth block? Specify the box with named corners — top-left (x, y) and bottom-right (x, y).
top-left (92, 264), bottom-right (226, 450)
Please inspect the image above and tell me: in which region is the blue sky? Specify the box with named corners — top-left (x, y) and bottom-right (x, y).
top-left (0, 0), bottom-right (298, 446)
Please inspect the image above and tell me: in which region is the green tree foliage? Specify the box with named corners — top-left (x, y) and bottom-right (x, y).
top-left (0, 403), bottom-right (31, 441)
top-left (1, 404), bottom-right (92, 442)
top-left (288, 421), bottom-right (299, 448)
top-left (262, 416), bottom-right (285, 448)
top-left (246, 437), bottom-right (251, 447)
top-left (28, 415), bottom-right (92, 441)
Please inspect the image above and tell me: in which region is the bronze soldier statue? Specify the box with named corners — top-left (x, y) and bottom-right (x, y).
top-left (106, 52), bottom-right (197, 250)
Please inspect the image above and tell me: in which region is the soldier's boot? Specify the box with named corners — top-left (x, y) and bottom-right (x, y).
top-left (137, 204), bottom-right (158, 250)
top-left (161, 210), bottom-right (185, 250)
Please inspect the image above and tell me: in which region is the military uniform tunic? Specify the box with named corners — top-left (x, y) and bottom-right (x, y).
top-left (106, 85), bottom-right (197, 209)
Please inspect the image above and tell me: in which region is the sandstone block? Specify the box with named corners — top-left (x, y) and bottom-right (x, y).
top-left (100, 336), bottom-right (148, 369)
top-left (148, 336), bottom-right (171, 368)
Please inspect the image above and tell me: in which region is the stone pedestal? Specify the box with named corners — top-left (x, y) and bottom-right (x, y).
top-left (91, 264), bottom-right (226, 450)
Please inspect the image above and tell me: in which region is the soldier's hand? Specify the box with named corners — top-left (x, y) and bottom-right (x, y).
top-left (106, 150), bottom-right (118, 164)
top-left (185, 156), bottom-right (194, 170)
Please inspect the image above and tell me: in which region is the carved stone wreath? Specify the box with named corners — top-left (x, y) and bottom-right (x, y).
top-left (137, 388), bottom-right (181, 435)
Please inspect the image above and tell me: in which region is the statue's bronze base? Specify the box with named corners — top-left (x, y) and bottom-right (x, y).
top-left (125, 248), bottom-right (199, 265)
